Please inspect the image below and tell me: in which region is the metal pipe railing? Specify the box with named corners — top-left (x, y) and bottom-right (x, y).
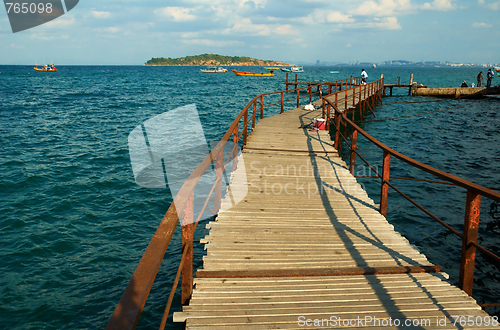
top-left (105, 78), bottom-right (338, 330)
top-left (324, 93), bottom-right (500, 299)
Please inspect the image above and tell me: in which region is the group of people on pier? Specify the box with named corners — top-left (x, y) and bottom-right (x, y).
top-left (461, 69), bottom-right (495, 88)
top-left (475, 69), bottom-right (495, 88)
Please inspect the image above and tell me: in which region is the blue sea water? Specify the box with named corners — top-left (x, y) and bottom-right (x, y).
top-left (0, 65), bottom-right (499, 329)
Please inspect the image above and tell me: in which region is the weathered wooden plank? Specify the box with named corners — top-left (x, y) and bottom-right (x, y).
top-left (181, 309), bottom-right (490, 327)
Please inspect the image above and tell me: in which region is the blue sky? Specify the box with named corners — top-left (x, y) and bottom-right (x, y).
top-left (1, 0), bottom-right (499, 65)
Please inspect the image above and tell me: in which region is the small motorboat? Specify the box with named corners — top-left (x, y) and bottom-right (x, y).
top-left (34, 63), bottom-right (57, 72)
top-left (281, 65), bottom-right (304, 73)
top-left (200, 66), bottom-right (227, 73)
top-left (330, 71), bottom-right (340, 74)
top-left (232, 70), bottom-right (274, 77)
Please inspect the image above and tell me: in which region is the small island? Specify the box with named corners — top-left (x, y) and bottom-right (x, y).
top-left (145, 54), bottom-right (289, 67)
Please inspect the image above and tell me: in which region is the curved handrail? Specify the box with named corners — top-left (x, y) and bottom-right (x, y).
top-left (105, 80), bottom-right (337, 330)
top-left (324, 97), bottom-right (500, 202)
top-left (324, 93), bottom-right (500, 297)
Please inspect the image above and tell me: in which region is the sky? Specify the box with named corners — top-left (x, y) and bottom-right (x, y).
top-left (1, 0), bottom-right (499, 65)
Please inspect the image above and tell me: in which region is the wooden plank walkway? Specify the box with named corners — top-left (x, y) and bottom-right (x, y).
top-left (173, 95), bottom-right (494, 328)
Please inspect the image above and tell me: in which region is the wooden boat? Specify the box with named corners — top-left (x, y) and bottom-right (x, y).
top-left (281, 65), bottom-right (303, 73)
top-left (232, 70), bottom-right (274, 77)
top-left (495, 67), bottom-right (500, 76)
top-left (34, 63), bottom-right (57, 72)
top-left (264, 66), bottom-right (281, 70)
top-left (200, 66), bottom-right (227, 73)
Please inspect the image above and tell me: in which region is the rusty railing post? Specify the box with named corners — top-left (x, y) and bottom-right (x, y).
top-left (243, 109), bottom-right (248, 146)
top-left (232, 122), bottom-right (238, 171)
top-left (260, 95), bottom-right (264, 119)
top-left (379, 151), bottom-right (391, 217)
top-left (345, 88), bottom-right (348, 111)
top-left (309, 85), bottom-right (312, 103)
top-left (334, 112), bottom-right (341, 151)
top-left (459, 190), bottom-right (482, 296)
top-left (280, 91), bottom-right (284, 113)
top-left (252, 100), bottom-right (257, 129)
top-left (353, 85), bottom-right (356, 107)
top-left (296, 88), bottom-right (300, 108)
top-left (181, 191), bottom-right (194, 305)
top-left (214, 147), bottom-right (223, 213)
top-left (326, 102), bottom-right (331, 130)
top-left (349, 130), bottom-right (358, 175)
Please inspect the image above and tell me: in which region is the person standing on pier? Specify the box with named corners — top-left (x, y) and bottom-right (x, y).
top-left (486, 69), bottom-right (494, 88)
top-left (361, 69), bottom-right (368, 84)
top-left (477, 72), bottom-right (484, 87)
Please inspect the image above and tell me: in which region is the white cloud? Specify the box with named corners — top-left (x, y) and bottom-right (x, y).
top-left (223, 18), bottom-right (270, 36)
top-left (93, 27), bottom-right (121, 33)
top-left (301, 9), bottom-right (353, 24)
top-left (155, 7), bottom-right (197, 21)
top-left (422, 0), bottom-right (455, 11)
top-left (91, 11), bottom-right (111, 19)
top-left (44, 17), bottom-right (75, 28)
top-left (352, 0), bottom-right (411, 16)
top-left (181, 39), bottom-right (244, 47)
top-left (326, 11), bottom-right (354, 23)
top-left (373, 16), bottom-right (402, 29)
top-left (472, 22), bottom-right (492, 28)
top-left (478, 0), bottom-right (500, 9)
top-left (274, 25), bottom-right (294, 35)
top-left (29, 34), bottom-right (70, 41)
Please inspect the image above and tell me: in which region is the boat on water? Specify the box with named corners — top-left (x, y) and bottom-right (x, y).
top-left (232, 70), bottom-right (274, 77)
top-left (264, 66), bottom-right (281, 70)
top-left (281, 65), bottom-right (304, 73)
top-left (200, 66), bottom-right (227, 73)
top-left (495, 67), bottom-right (500, 76)
top-left (330, 71), bottom-right (340, 74)
top-left (34, 63), bottom-right (57, 72)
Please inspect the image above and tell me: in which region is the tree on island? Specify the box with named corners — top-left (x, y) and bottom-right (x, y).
top-left (145, 54), bottom-right (288, 66)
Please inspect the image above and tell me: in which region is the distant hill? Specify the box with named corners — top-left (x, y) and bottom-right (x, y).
top-left (145, 54), bottom-right (289, 66)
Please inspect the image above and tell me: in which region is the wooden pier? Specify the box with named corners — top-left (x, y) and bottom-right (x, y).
top-left (172, 81), bottom-right (493, 329)
top-left (107, 77), bottom-right (500, 330)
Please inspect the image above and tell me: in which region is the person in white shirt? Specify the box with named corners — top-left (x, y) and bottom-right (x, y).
top-left (361, 69), bottom-right (368, 84)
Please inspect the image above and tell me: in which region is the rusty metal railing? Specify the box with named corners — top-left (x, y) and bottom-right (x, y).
top-left (323, 95), bottom-right (500, 301)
